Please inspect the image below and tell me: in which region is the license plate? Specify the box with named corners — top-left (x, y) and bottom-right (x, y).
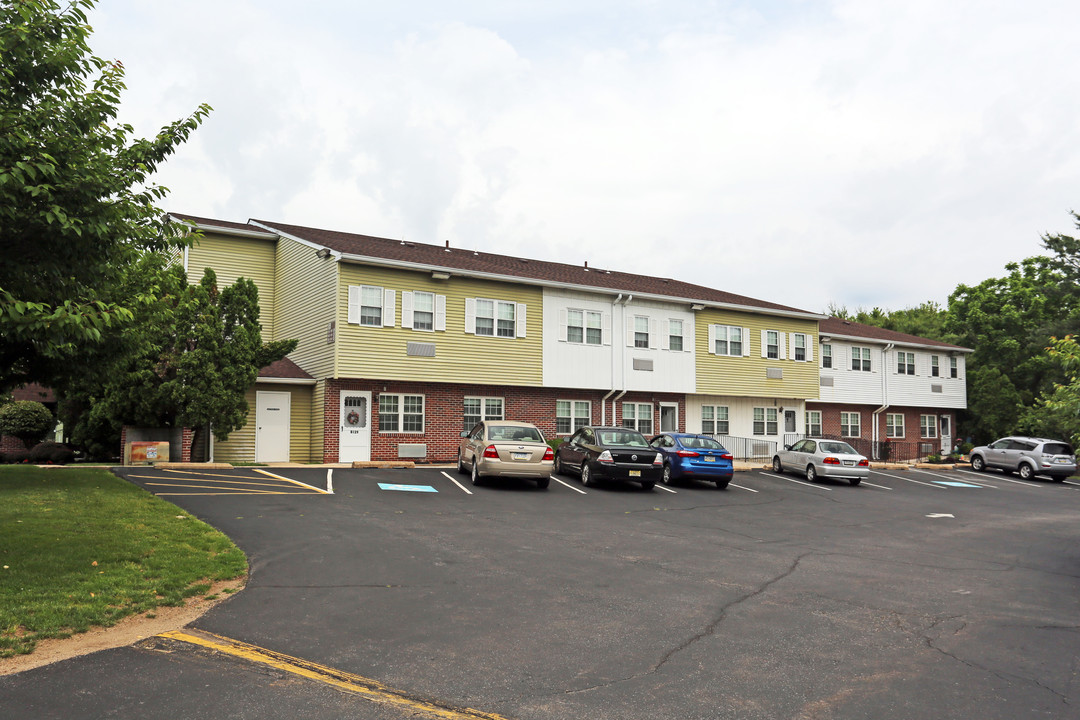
top-left (704, 456), bottom-right (715, 462)
top-left (512, 452), bottom-right (529, 461)
top-left (1055, 458), bottom-right (1071, 464)
top-left (628, 470), bottom-right (641, 477)
top-left (842, 460), bottom-right (855, 466)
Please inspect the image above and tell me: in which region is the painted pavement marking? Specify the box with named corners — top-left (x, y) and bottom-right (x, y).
top-left (729, 482), bottom-right (758, 493)
top-left (655, 484), bottom-right (677, 493)
top-left (156, 630), bottom-right (511, 720)
top-left (860, 480), bottom-right (893, 490)
top-left (869, 470), bottom-right (947, 490)
top-left (552, 476), bottom-right (587, 494)
top-left (760, 471), bottom-right (833, 491)
top-left (951, 468), bottom-right (1041, 487)
top-left (440, 471), bottom-right (474, 494)
top-left (254, 468), bottom-right (332, 494)
top-left (378, 483), bottom-right (438, 493)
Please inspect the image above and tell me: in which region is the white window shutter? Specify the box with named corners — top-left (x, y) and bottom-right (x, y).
top-left (743, 328), bottom-right (751, 357)
top-left (649, 318), bottom-right (659, 349)
top-left (708, 324), bottom-right (717, 355)
top-left (661, 320), bottom-right (670, 350)
top-left (760, 330), bottom-right (768, 358)
top-left (779, 332), bottom-right (787, 360)
top-left (685, 320), bottom-right (694, 352)
top-left (348, 285), bottom-right (360, 325)
top-left (626, 315), bottom-right (635, 347)
top-left (807, 336), bottom-right (814, 362)
top-left (516, 303), bottom-right (527, 337)
top-left (602, 312), bottom-right (611, 346)
top-left (559, 309), bottom-right (568, 342)
top-left (465, 298), bottom-right (476, 334)
top-left (435, 294), bottom-right (446, 331)
top-left (401, 291), bottom-right (414, 328)
top-left (383, 289), bottom-right (395, 327)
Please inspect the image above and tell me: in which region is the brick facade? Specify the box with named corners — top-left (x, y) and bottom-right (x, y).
top-left (808, 402), bottom-right (955, 460)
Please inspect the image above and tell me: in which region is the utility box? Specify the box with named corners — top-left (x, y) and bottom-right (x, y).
top-left (125, 441), bottom-right (170, 466)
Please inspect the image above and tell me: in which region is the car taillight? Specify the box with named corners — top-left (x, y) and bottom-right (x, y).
top-left (542, 447), bottom-right (554, 461)
top-left (676, 450), bottom-right (700, 457)
top-left (483, 445), bottom-right (500, 459)
top-left (857, 459), bottom-right (869, 467)
top-left (653, 453), bottom-right (663, 465)
top-left (823, 456), bottom-right (841, 465)
top-left (597, 450), bottom-right (614, 463)
top-left (720, 453), bottom-right (733, 461)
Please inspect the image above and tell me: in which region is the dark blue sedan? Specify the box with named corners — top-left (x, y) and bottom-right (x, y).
top-left (649, 433), bottom-right (734, 488)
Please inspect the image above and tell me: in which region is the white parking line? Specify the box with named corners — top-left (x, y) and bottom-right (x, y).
top-left (760, 471), bottom-right (832, 491)
top-left (729, 483), bottom-right (758, 493)
top-left (440, 471), bottom-right (473, 495)
top-left (871, 470), bottom-right (947, 489)
top-left (553, 476), bottom-right (587, 494)
top-left (861, 481), bottom-right (893, 490)
top-left (951, 468), bottom-right (1039, 487)
top-left (655, 484), bottom-right (677, 494)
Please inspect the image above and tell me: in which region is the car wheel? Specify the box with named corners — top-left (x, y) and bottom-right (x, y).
top-left (640, 481), bottom-right (655, 491)
top-left (456, 452), bottom-right (468, 475)
top-left (553, 455), bottom-right (563, 475)
top-left (470, 462), bottom-right (483, 487)
top-left (1018, 464), bottom-right (1034, 481)
top-left (581, 463), bottom-right (595, 487)
top-left (849, 477), bottom-right (861, 486)
top-left (536, 477), bottom-right (550, 490)
top-left (772, 456), bottom-right (782, 473)
top-left (971, 456), bottom-right (985, 472)
top-left (805, 464), bottom-right (817, 482)
top-left (661, 463), bottom-right (674, 486)
top-left (716, 480), bottom-right (730, 490)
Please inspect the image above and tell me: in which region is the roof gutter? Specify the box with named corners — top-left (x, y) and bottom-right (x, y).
top-left (172, 216), bottom-right (279, 241)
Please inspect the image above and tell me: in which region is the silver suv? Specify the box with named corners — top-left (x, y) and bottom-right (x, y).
top-left (969, 436), bottom-right (1076, 482)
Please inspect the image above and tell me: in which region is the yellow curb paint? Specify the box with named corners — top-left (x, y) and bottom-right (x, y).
top-left (157, 630), bottom-right (511, 720)
top-left (253, 468), bottom-right (331, 494)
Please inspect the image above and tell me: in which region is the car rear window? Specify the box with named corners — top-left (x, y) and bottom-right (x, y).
top-left (488, 425), bottom-right (544, 442)
top-left (1042, 443), bottom-right (1074, 456)
top-left (682, 437), bottom-right (725, 450)
top-left (598, 430), bottom-right (649, 447)
top-left (820, 441), bottom-right (858, 455)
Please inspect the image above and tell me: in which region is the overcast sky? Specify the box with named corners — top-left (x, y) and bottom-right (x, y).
top-left (90, 0), bottom-right (1080, 315)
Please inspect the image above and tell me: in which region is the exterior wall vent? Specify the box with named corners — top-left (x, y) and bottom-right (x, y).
top-left (820, 376), bottom-right (834, 387)
top-left (407, 342), bottom-right (436, 357)
top-left (397, 443), bottom-right (427, 458)
top-left (633, 358), bottom-right (654, 371)
top-left (931, 384), bottom-right (943, 393)
top-left (766, 367), bottom-right (783, 379)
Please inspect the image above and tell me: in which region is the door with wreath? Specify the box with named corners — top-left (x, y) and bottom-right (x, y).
top-left (339, 390), bottom-right (372, 462)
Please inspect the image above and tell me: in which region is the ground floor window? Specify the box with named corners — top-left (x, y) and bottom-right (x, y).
top-left (622, 402), bottom-right (653, 435)
top-left (840, 411), bottom-right (860, 438)
top-left (805, 410), bottom-right (822, 436)
top-left (886, 413), bottom-right (905, 438)
top-left (556, 400), bottom-right (591, 434)
top-left (463, 397), bottom-right (504, 430)
top-left (921, 414), bottom-right (938, 438)
top-left (379, 394), bottom-right (424, 433)
top-left (701, 405), bottom-right (729, 435)
top-left (753, 407), bottom-right (778, 436)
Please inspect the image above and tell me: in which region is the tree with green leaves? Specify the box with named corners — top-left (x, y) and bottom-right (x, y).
top-left (0, 0), bottom-right (209, 393)
top-left (1018, 335), bottom-right (1080, 448)
top-left (0, 399), bottom-right (54, 449)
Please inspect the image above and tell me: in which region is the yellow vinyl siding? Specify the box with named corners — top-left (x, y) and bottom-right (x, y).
top-left (212, 383), bottom-right (314, 463)
top-left (272, 237), bottom-right (337, 379)
top-left (186, 232), bottom-right (277, 336)
top-left (696, 311), bottom-right (820, 399)
top-left (336, 266), bottom-right (543, 386)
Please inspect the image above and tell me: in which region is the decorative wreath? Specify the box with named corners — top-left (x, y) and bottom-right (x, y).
top-left (346, 410), bottom-right (360, 425)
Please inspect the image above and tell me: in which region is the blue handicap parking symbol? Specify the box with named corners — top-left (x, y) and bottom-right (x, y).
top-left (378, 483), bottom-right (438, 493)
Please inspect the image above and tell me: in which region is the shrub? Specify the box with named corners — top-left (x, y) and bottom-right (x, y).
top-left (0, 401), bottom-right (55, 449)
top-left (927, 453), bottom-right (941, 463)
top-left (4, 449), bottom-right (30, 464)
top-left (29, 441), bottom-right (76, 465)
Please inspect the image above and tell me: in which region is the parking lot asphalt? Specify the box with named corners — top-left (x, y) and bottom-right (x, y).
top-left (2, 464), bottom-right (1079, 719)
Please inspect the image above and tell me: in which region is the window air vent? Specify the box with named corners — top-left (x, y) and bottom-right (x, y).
top-left (766, 367), bottom-right (783, 379)
top-left (633, 358), bottom-right (654, 371)
top-left (407, 342), bottom-right (436, 357)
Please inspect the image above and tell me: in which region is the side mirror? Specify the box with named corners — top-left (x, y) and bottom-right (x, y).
top-left (459, 430), bottom-right (470, 438)
top-left (783, 444), bottom-right (792, 451)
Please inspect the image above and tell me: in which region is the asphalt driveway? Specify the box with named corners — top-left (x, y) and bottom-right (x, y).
top-left (2, 464), bottom-right (1078, 719)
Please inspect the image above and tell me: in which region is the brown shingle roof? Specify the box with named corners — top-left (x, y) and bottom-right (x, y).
top-left (258, 357), bottom-right (314, 380)
top-left (252, 218), bottom-right (817, 316)
top-left (170, 213), bottom-right (276, 235)
top-left (819, 317), bottom-right (970, 351)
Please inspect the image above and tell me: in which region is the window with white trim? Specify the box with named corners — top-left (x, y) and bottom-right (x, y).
top-left (765, 330), bottom-right (780, 359)
top-left (805, 410), bottom-right (822, 436)
top-left (950, 357), bottom-right (958, 378)
top-left (701, 405), bottom-right (729, 435)
top-left (379, 394), bottom-right (424, 433)
top-left (920, 414), bottom-right (938, 438)
top-left (412, 291), bottom-right (434, 330)
top-left (851, 347), bottom-right (871, 372)
top-left (886, 413), bottom-right (905, 438)
top-left (897, 351), bottom-right (915, 375)
top-left (821, 343), bottom-right (832, 369)
top-left (622, 402), bottom-right (653, 435)
top-left (792, 333), bottom-right (806, 361)
top-left (567, 309), bottom-right (603, 345)
top-left (668, 319), bottom-right (684, 351)
top-left (348, 285), bottom-right (395, 328)
top-left (463, 397), bottom-right (504, 430)
top-left (634, 316), bottom-right (650, 348)
top-left (711, 325), bottom-right (744, 356)
top-left (468, 298), bottom-right (522, 338)
top-left (556, 400), bottom-right (591, 434)
top-left (930, 355), bottom-right (940, 377)
top-left (840, 411), bottom-right (860, 438)
top-left (753, 407), bottom-right (778, 436)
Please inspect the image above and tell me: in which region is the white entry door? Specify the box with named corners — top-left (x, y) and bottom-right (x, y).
top-left (940, 414), bottom-right (953, 454)
top-left (339, 390), bottom-right (372, 462)
top-left (255, 391), bottom-right (291, 462)
top-left (660, 403), bottom-right (679, 432)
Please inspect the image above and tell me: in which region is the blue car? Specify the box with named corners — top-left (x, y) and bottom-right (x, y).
top-left (649, 433), bottom-right (734, 488)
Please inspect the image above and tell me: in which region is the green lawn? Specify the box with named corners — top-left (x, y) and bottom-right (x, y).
top-left (0, 465), bottom-right (247, 657)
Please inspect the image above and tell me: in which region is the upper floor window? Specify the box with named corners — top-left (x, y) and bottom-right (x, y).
top-left (348, 285), bottom-right (395, 327)
top-left (710, 325), bottom-right (744, 356)
top-left (467, 298), bottom-right (525, 338)
top-left (464, 397), bottom-right (504, 430)
top-left (702, 405), bottom-right (729, 435)
top-left (792, 333), bottom-right (807, 362)
top-left (753, 407), bottom-right (778, 436)
top-left (402, 291), bottom-right (446, 332)
top-left (634, 316), bottom-right (650, 348)
top-left (765, 330), bottom-right (780, 359)
top-left (668, 319), bottom-right (684, 351)
top-left (950, 357), bottom-right (958, 378)
top-left (821, 343), bottom-right (832, 369)
top-left (930, 355), bottom-right (940, 377)
top-left (886, 413), bottom-right (905, 438)
top-left (897, 351), bottom-right (915, 375)
top-left (851, 347), bottom-right (871, 372)
top-left (566, 309), bottom-right (603, 345)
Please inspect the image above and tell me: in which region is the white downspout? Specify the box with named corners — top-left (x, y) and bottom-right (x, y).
top-left (871, 343), bottom-right (894, 459)
top-left (601, 389), bottom-right (617, 426)
top-left (612, 390), bottom-right (627, 427)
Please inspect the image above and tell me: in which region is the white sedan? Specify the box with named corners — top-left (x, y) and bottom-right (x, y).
top-left (772, 438), bottom-right (869, 486)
